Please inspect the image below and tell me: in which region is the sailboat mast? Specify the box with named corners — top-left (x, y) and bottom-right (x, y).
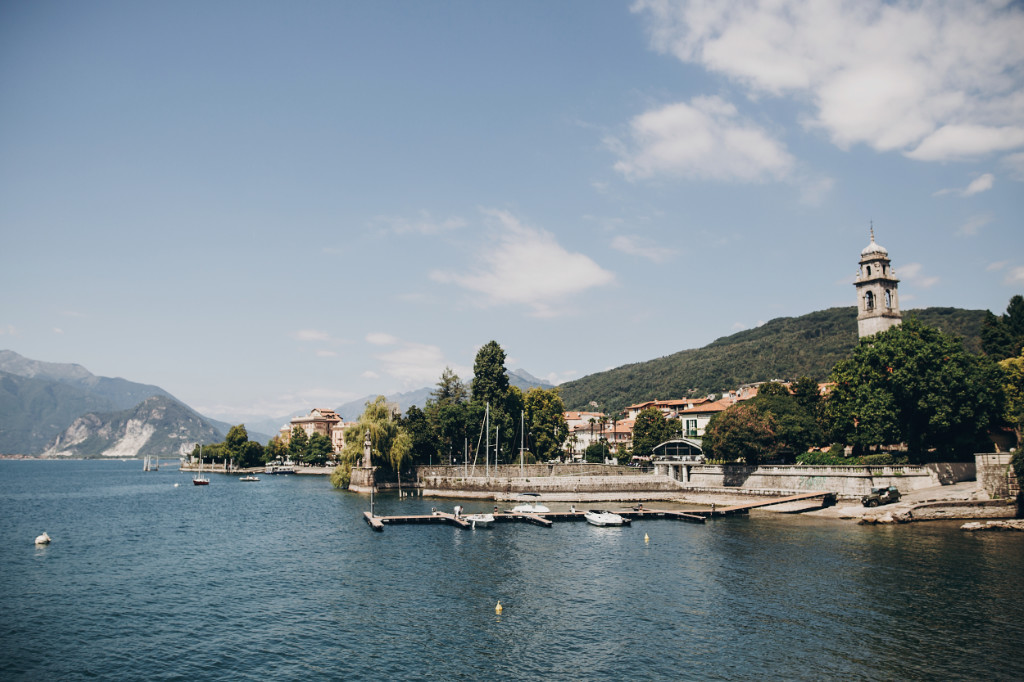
top-left (485, 402), bottom-right (490, 478)
top-left (520, 409), bottom-right (524, 477)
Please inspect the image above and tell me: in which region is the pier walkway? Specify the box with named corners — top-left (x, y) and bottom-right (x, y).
top-left (362, 492), bottom-right (833, 532)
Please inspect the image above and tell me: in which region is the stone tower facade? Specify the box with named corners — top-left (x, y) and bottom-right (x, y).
top-left (855, 230), bottom-right (901, 338)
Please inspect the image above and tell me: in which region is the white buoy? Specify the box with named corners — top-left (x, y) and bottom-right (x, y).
top-left (35, 532), bottom-right (51, 545)
top-left (644, 533), bottom-right (649, 544)
top-left (495, 600), bottom-right (503, 615)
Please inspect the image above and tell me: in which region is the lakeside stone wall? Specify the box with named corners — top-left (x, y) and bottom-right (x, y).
top-left (411, 461), bottom-right (976, 500)
top-left (976, 453), bottom-right (1018, 499)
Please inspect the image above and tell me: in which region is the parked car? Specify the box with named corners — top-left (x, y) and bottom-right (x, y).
top-left (862, 486), bottom-right (901, 507)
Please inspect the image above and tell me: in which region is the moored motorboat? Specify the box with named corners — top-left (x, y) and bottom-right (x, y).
top-left (584, 509), bottom-right (628, 526)
top-left (464, 513), bottom-right (494, 528)
top-left (239, 475), bottom-right (260, 482)
top-left (510, 493), bottom-right (550, 514)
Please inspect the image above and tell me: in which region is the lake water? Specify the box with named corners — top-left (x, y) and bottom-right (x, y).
top-left (2, 460), bottom-right (1022, 681)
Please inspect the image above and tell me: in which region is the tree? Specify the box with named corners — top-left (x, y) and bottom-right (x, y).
top-left (224, 424), bottom-right (250, 465)
top-left (424, 367), bottom-right (471, 465)
top-left (306, 432), bottom-right (333, 466)
top-left (825, 317), bottom-right (1005, 461)
top-left (263, 435), bottom-right (288, 463)
top-left (1000, 350), bottom-right (1024, 447)
top-left (523, 387), bottom-right (568, 462)
top-left (469, 341), bottom-right (518, 464)
top-left (703, 403), bottom-right (777, 465)
top-left (402, 404), bottom-right (436, 465)
top-left (585, 441), bottom-right (611, 463)
top-left (340, 396), bottom-right (413, 492)
top-left (237, 440), bottom-right (264, 468)
top-left (982, 295), bottom-right (1024, 360)
top-left (288, 426), bottom-right (309, 462)
top-left (631, 407), bottom-right (679, 458)
top-left (752, 388), bottom-right (823, 456)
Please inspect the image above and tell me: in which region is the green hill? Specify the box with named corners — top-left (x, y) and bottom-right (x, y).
top-left (558, 306), bottom-right (988, 413)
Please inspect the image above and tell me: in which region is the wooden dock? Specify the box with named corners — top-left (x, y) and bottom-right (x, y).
top-left (362, 492), bottom-right (834, 532)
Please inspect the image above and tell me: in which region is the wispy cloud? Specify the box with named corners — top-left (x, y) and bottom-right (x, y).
top-left (292, 329), bottom-right (330, 342)
top-left (934, 173), bottom-right (995, 197)
top-left (366, 332), bottom-right (399, 346)
top-left (957, 214), bottom-right (993, 237)
top-left (899, 262), bottom-right (939, 289)
top-left (430, 209), bottom-right (615, 317)
top-left (611, 234), bottom-right (676, 263)
top-left (372, 339), bottom-right (470, 389)
top-left (610, 95), bottom-right (794, 182)
top-left (372, 210), bottom-right (467, 235)
top-left (1005, 266), bottom-right (1024, 286)
top-left (632, 1), bottom-right (1024, 163)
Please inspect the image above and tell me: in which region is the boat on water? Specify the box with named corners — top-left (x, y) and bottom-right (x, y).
top-left (510, 493), bottom-right (550, 514)
top-left (584, 509), bottom-right (628, 526)
top-left (239, 475), bottom-right (260, 482)
top-left (264, 463), bottom-right (296, 474)
top-left (193, 446), bottom-right (209, 486)
top-left (464, 513), bottom-right (494, 528)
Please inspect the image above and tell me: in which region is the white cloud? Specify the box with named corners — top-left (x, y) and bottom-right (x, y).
top-left (1005, 266), bottom-right (1024, 286)
top-left (366, 332), bottom-right (399, 346)
top-left (372, 210), bottom-right (467, 235)
top-left (899, 262), bottom-right (939, 288)
top-left (611, 96), bottom-right (794, 182)
top-left (987, 261), bottom-right (1007, 272)
top-left (292, 329), bottom-right (329, 342)
top-left (611, 234), bottom-right (676, 263)
top-left (632, 0), bottom-right (1024, 162)
top-left (53, 327), bottom-right (64, 334)
top-left (957, 214), bottom-right (993, 237)
top-left (934, 172), bottom-right (995, 197)
top-left (1002, 151), bottom-right (1024, 181)
top-left (316, 350), bottom-right (337, 358)
top-left (430, 209), bottom-right (615, 317)
top-left (373, 341), bottom-right (468, 389)
top-left (0, 325), bottom-right (15, 336)
top-left (197, 387), bottom-right (361, 421)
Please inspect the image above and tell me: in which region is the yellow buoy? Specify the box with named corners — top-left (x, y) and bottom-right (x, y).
top-left (495, 600), bottom-right (503, 615)
top-left (644, 533), bottom-right (649, 543)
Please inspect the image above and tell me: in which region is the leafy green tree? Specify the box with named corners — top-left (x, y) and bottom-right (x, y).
top-left (703, 403), bottom-right (777, 465)
top-left (524, 387), bottom-right (568, 462)
top-left (982, 295), bottom-right (1024, 360)
top-left (288, 426), bottom-right (309, 462)
top-left (424, 367), bottom-right (471, 465)
top-left (402, 404), bottom-right (436, 465)
top-left (237, 440), bottom-right (264, 468)
top-left (340, 396), bottom-right (413, 491)
top-left (305, 432), bottom-right (333, 465)
top-left (263, 435), bottom-right (288, 463)
top-left (584, 441), bottom-right (611, 463)
top-left (825, 317), bottom-right (1005, 461)
top-left (631, 407), bottom-right (679, 458)
top-left (1000, 350), bottom-right (1024, 447)
top-left (224, 424), bottom-right (249, 461)
top-left (469, 341), bottom-right (519, 463)
top-left (752, 388), bottom-right (823, 455)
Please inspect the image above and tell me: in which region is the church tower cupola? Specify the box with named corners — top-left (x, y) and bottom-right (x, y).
top-left (855, 226), bottom-right (901, 338)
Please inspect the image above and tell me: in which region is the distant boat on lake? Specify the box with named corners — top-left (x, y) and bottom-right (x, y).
top-left (193, 446), bottom-right (209, 486)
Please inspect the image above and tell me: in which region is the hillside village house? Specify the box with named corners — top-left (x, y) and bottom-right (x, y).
top-left (279, 408), bottom-right (351, 454)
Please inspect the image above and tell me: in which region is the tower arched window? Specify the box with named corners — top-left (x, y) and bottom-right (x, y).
top-left (866, 265), bottom-right (872, 277)
top-left (865, 291), bottom-right (874, 310)
top-left (885, 290), bottom-right (892, 308)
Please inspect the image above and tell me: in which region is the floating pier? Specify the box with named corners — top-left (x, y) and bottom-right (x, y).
top-left (362, 491), bottom-right (834, 532)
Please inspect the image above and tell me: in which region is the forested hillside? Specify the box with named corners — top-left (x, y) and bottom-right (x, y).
top-left (558, 306), bottom-right (988, 413)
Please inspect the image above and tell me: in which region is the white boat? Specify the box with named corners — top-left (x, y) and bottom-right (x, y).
top-left (464, 513), bottom-right (494, 528)
top-left (584, 509), bottom-right (628, 526)
top-left (239, 475), bottom-right (260, 482)
top-left (510, 494), bottom-right (550, 514)
top-left (193, 445), bottom-right (209, 486)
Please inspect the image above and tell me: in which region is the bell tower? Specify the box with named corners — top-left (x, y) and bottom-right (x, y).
top-left (855, 226), bottom-right (901, 338)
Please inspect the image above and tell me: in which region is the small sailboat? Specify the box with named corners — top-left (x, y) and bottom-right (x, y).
top-left (193, 445), bottom-right (209, 486)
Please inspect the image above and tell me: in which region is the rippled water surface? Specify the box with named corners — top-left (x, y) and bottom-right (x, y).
top-left (2, 460), bottom-right (1022, 681)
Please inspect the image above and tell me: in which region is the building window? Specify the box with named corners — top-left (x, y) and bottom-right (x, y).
top-left (885, 289), bottom-right (892, 308)
top-left (865, 291), bottom-right (874, 310)
top-left (866, 265), bottom-right (872, 276)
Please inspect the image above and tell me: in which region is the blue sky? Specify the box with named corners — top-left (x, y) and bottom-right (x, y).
top-left (2, 0), bottom-right (1022, 424)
